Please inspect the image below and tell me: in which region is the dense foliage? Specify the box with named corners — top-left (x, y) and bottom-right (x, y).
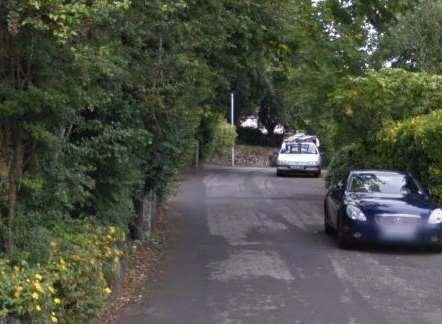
top-left (377, 0), bottom-right (442, 74)
top-left (326, 69), bottom-right (442, 201)
top-left (0, 221), bottom-right (124, 323)
top-left (0, 0), bottom-right (286, 255)
top-left (0, 0), bottom-right (299, 321)
top-left (379, 110), bottom-right (442, 203)
top-left (286, 1), bottom-right (442, 206)
top-left (198, 112), bottom-right (236, 161)
top-left (1, 0), bottom-right (442, 321)
top-left (329, 69), bottom-right (442, 147)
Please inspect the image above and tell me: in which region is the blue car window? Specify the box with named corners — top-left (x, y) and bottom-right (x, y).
top-left (349, 173), bottom-right (421, 195)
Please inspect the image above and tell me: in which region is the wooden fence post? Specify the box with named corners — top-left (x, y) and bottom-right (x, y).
top-left (195, 141), bottom-right (199, 169)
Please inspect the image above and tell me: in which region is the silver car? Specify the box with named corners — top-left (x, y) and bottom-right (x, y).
top-left (276, 142), bottom-right (321, 177)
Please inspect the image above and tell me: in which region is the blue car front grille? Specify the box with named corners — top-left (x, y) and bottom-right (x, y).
top-left (375, 214), bottom-right (422, 230)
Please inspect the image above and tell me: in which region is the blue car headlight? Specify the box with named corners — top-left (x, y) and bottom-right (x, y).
top-left (346, 205), bottom-right (367, 221)
top-left (429, 209), bottom-right (442, 224)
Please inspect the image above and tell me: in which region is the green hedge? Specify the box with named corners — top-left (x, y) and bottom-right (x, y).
top-left (198, 112), bottom-right (237, 161)
top-left (329, 69), bottom-right (442, 148)
top-left (378, 110), bottom-right (442, 203)
top-left (327, 69), bottom-right (442, 206)
top-left (325, 142), bottom-right (371, 188)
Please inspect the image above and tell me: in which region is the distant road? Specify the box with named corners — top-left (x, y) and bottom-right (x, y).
top-left (118, 166), bottom-right (442, 324)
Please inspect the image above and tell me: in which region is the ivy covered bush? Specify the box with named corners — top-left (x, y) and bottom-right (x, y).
top-left (0, 221), bottom-right (124, 323)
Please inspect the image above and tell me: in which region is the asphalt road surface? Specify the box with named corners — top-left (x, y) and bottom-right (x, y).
top-left (118, 166), bottom-right (442, 324)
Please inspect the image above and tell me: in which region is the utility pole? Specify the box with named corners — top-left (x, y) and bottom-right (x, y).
top-left (231, 93), bottom-right (235, 167)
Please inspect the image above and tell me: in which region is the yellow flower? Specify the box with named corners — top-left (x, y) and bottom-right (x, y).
top-left (14, 286), bottom-right (23, 298)
top-left (35, 273), bottom-right (42, 281)
top-left (106, 234), bottom-right (113, 240)
top-left (32, 292), bottom-right (39, 300)
top-left (109, 226), bottom-right (116, 234)
top-left (35, 305), bottom-right (42, 312)
top-left (48, 286), bottom-right (55, 294)
top-left (58, 258), bottom-right (66, 271)
top-left (51, 316), bottom-right (58, 323)
top-left (54, 298), bottom-right (61, 305)
top-left (103, 287), bottom-right (112, 295)
top-left (50, 241), bottom-right (57, 248)
top-left (34, 281), bottom-right (44, 293)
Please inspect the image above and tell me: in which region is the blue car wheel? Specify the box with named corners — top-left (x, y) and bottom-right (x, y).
top-left (337, 218), bottom-right (352, 250)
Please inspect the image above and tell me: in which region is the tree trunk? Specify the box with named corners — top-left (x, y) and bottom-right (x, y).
top-left (133, 186), bottom-right (156, 241)
top-left (133, 193), bottom-right (147, 241)
top-left (6, 127), bottom-right (23, 255)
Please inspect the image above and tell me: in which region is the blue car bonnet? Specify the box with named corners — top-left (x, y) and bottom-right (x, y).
top-left (345, 193), bottom-right (435, 219)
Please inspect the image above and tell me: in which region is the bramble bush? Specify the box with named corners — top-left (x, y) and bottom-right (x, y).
top-left (0, 221), bottom-right (124, 323)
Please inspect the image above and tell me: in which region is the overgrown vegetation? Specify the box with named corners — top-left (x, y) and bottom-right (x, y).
top-left (198, 112), bottom-right (236, 161)
top-left (379, 110), bottom-right (442, 203)
top-left (0, 0), bottom-right (294, 321)
top-left (1, 0), bottom-right (442, 321)
top-left (0, 221), bottom-right (124, 323)
top-left (326, 69), bottom-right (442, 203)
top-left (281, 0), bottom-right (442, 204)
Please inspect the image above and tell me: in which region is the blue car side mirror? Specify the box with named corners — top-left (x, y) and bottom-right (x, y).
top-left (418, 188), bottom-right (432, 199)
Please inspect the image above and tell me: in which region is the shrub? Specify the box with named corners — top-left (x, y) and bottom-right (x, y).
top-left (213, 119), bottom-right (237, 155)
top-left (327, 69), bottom-right (442, 195)
top-left (0, 221), bottom-right (124, 323)
top-left (198, 112), bottom-right (237, 160)
top-left (329, 69), bottom-right (442, 148)
top-left (326, 142), bottom-right (372, 188)
top-left (378, 110), bottom-right (442, 203)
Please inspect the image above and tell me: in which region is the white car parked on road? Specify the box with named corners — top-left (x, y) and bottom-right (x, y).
top-left (276, 142), bottom-right (321, 177)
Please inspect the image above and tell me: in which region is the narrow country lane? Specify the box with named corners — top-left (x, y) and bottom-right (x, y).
top-left (118, 166), bottom-right (442, 324)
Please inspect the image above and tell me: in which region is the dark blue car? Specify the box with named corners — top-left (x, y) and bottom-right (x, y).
top-left (324, 170), bottom-right (442, 252)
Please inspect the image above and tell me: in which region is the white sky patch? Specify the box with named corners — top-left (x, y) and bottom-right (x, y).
top-left (313, 5), bottom-right (342, 40)
top-left (311, 0), bottom-right (324, 7)
top-left (360, 21), bottom-right (379, 55)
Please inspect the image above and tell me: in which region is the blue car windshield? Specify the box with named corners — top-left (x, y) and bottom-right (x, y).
top-left (281, 143), bottom-right (317, 154)
top-left (348, 173), bottom-right (421, 195)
